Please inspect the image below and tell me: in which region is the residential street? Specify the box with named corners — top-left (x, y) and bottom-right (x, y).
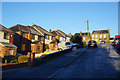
top-left (2, 44), bottom-right (120, 79)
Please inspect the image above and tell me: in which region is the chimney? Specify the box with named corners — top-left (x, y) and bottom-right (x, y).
top-left (80, 32), bottom-right (82, 36)
top-left (49, 29), bottom-right (52, 33)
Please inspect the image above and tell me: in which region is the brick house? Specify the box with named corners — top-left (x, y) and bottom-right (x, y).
top-left (32, 24), bottom-right (55, 49)
top-left (9, 24), bottom-right (44, 55)
top-left (56, 29), bottom-right (71, 42)
top-left (0, 24), bottom-right (17, 58)
top-left (74, 32), bottom-right (91, 44)
top-left (50, 30), bottom-right (65, 42)
top-left (92, 29), bottom-right (110, 43)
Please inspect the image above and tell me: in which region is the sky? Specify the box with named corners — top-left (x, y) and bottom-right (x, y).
top-left (1, 2), bottom-right (118, 37)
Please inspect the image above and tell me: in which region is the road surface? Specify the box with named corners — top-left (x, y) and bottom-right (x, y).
top-left (2, 44), bottom-right (120, 79)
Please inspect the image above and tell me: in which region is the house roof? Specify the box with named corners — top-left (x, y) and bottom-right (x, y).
top-left (0, 42), bottom-right (17, 48)
top-left (10, 24), bottom-right (43, 36)
top-left (49, 39), bottom-right (59, 44)
top-left (92, 30), bottom-right (109, 34)
top-left (82, 32), bottom-right (90, 36)
top-left (56, 29), bottom-right (70, 37)
top-left (74, 32), bottom-right (90, 37)
top-left (32, 24), bottom-right (54, 36)
top-left (0, 24), bottom-right (13, 33)
top-left (51, 31), bottom-right (64, 37)
top-left (31, 40), bottom-right (42, 44)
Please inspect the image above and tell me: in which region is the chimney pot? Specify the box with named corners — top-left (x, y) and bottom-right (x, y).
top-left (49, 29), bottom-right (52, 32)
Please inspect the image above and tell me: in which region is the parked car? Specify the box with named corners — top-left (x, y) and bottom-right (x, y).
top-left (100, 41), bottom-right (106, 44)
top-left (88, 40), bottom-right (97, 48)
top-left (114, 39), bottom-right (120, 47)
top-left (117, 40), bottom-right (120, 51)
top-left (114, 35), bottom-right (120, 47)
top-left (74, 43), bottom-right (82, 48)
top-left (58, 41), bottom-right (78, 50)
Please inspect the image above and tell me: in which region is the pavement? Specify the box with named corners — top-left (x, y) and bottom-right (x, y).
top-left (2, 44), bottom-right (120, 79)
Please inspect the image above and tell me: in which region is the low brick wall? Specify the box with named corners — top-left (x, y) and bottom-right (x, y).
top-left (2, 48), bottom-right (72, 70)
top-left (2, 63), bottom-right (27, 70)
top-left (33, 48), bottom-right (72, 66)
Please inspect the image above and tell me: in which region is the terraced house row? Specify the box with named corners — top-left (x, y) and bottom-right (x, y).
top-left (0, 24), bottom-right (71, 58)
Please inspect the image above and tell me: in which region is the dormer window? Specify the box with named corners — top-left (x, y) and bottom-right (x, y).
top-left (4, 33), bottom-right (9, 39)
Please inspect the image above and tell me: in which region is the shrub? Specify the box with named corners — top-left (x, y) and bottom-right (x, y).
top-left (18, 55), bottom-right (28, 63)
top-left (4, 55), bottom-right (16, 63)
top-left (10, 59), bottom-right (18, 63)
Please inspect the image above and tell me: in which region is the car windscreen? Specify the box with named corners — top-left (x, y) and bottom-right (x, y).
top-left (89, 41), bottom-right (96, 43)
top-left (65, 42), bottom-right (70, 45)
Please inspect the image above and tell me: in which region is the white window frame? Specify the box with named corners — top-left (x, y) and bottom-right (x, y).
top-left (100, 34), bottom-right (102, 38)
top-left (83, 37), bottom-right (85, 40)
top-left (104, 34), bottom-right (106, 38)
top-left (92, 35), bottom-right (94, 38)
top-left (96, 35), bottom-right (98, 38)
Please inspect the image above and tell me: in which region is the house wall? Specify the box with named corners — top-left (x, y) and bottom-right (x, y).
top-left (59, 37), bottom-right (66, 42)
top-left (0, 45), bottom-right (17, 58)
top-left (13, 32), bottom-right (31, 55)
top-left (31, 42), bottom-right (43, 54)
top-left (32, 35), bottom-right (38, 42)
top-left (92, 33), bottom-right (110, 43)
top-left (0, 31), bottom-right (9, 43)
top-left (34, 42), bottom-right (43, 53)
top-left (49, 43), bottom-right (58, 50)
top-left (66, 37), bottom-right (70, 42)
top-left (45, 35), bottom-right (53, 44)
top-left (0, 46), bottom-right (4, 58)
top-left (82, 36), bottom-right (91, 44)
top-left (9, 33), bottom-right (14, 44)
top-left (54, 36), bottom-right (59, 40)
top-left (45, 39), bottom-right (52, 44)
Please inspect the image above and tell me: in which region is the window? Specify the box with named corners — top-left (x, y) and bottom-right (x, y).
top-left (23, 33), bottom-right (26, 38)
top-left (92, 35), bottom-right (94, 38)
top-left (21, 44), bottom-right (25, 51)
top-left (45, 35), bottom-right (47, 39)
top-left (104, 35), bottom-right (106, 38)
top-left (62, 37), bottom-right (65, 41)
top-left (37, 46), bottom-right (40, 50)
top-left (100, 34), bottom-right (102, 38)
top-left (9, 49), bottom-right (13, 55)
top-left (47, 35), bottom-right (49, 40)
top-left (96, 35), bottom-right (98, 38)
top-left (32, 34), bottom-right (35, 40)
top-left (51, 36), bottom-right (53, 40)
top-left (38, 36), bottom-right (41, 41)
top-left (66, 37), bottom-right (68, 40)
top-left (65, 42), bottom-right (70, 45)
top-left (4, 33), bottom-right (9, 39)
top-left (60, 37), bottom-right (62, 40)
top-left (83, 37), bottom-right (85, 40)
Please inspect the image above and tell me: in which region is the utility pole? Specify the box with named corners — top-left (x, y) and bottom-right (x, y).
top-left (84, 19), bottom-right (89, 33)
top-left (84, 19), bottom-right (91, 40)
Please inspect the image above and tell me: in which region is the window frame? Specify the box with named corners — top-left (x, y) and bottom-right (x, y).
top-left (21, 44), bottom-right (25, 51)
top-left (37, 46), bottom-right (40, 50)
top-left (4, 33), bottom-right (9, 39)
top-left (32, 34), bottom-right (35, 40)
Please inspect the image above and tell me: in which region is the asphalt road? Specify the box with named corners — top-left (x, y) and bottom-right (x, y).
top-left (2, 44), bottom-right (120, 79)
